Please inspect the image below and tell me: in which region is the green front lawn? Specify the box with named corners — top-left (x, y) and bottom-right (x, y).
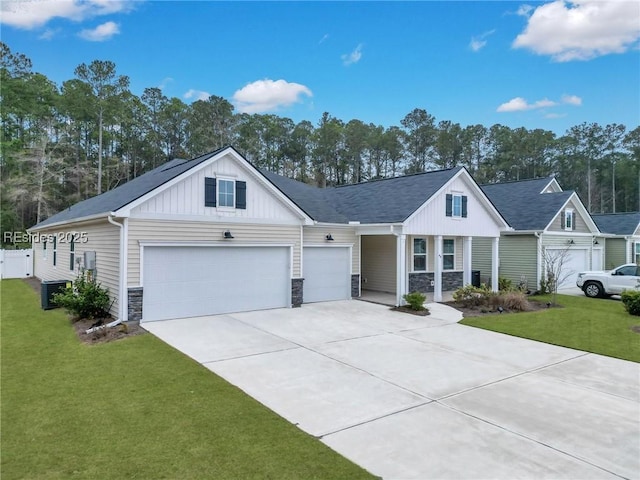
top-left (460, 294), bottom-right (640, 363)
top-left (0, 280), bottom-right (374, 480)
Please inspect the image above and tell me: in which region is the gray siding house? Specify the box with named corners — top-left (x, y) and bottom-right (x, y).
top-left (29, 147), bottom-right (509, 322)
top-left (592, 212), bottom-right (640, 269)
top-left (473, 177), bottom-right (602, 290)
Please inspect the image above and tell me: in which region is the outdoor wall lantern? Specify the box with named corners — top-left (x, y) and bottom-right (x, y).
top-left (325, 234), bottom-right (334, 241)
top-left (223, 230), bottom-right (234, 239)
top-left (593, 239), bottom-right (599, 245)
top-left (567, 239), bottom-right (575, 245)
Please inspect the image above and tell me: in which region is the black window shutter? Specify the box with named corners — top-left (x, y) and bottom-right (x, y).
top-left (561, 211), bottom-right (565, 228)
top-left (236, 181), bottom-right (247, 209)
top-left (461, 195), bottom-right (468, 218)
top-left (445, 194), bottom-right (452, 217)
top-left (205, 177), bottom-right (216, 207)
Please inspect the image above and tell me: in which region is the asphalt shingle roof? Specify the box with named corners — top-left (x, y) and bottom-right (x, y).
top-left (263, 167), bottom-right (463, 224)
top-left (33, 149), bottom-right (224, 229)
top-left (481, 177), bottom-right (573, 231)
top-left (592, 212), bottom-right (640, 235)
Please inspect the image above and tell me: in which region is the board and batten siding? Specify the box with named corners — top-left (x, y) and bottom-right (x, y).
top-left (130, 154), bottom-right (301, 224)
top-left (361, 235), bottom-right (396, 293)
top-left (547, 199), bottom-right (591, 233)
top-left (302, 226), bottom-right (359, 274)
top-left (34, 220), bottom-right (120, 317)
top-left (403, 174), bottom-right (504, 237)
top-left (127, 219), bottom-right (301, 286)
top-left (471, 237), bottom-right (493, 283)
top-left (499, 235), bottom-right (538, 289)
top-left (605, 238), bottom-right (627, 269)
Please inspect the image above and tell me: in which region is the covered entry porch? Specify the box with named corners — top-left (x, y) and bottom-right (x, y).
top-left (360, 228), bottom-right (499, 306)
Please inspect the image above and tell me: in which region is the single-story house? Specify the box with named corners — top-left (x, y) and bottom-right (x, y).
top-left (29, 146), bottom-right (510, 323)
top-left (591, 212), bottom-right (640, 269)
top-left (473, 176), bottom-right (602, 290)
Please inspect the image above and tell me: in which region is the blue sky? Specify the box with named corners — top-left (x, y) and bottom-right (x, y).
top-left (2, 1), bottom-right (639, 134)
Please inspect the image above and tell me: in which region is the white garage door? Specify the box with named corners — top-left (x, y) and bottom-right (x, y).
top-left (546, 248), bottom-right (588, 289)
top-left (142, 246), bottom-right (290, 322)
top-left (303, 246), bottom-right (351, 303)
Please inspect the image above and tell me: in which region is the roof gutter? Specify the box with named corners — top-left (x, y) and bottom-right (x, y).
top-left (28, 212), bottom-right (112, 232)
top-left (107, 213), bottom-right (128, 323)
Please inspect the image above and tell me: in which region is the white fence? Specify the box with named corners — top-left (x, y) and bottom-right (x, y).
top-left (0, 249), bottom-right (34, 279)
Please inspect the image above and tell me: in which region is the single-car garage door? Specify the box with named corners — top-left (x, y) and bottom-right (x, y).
top-left (303, 246), bottom-right (351, 303)
top-left (142, 246), bottom-right (290, 322)
top-left (546, 247), bottom-right (588, 289)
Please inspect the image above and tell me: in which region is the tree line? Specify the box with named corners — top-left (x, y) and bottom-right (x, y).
top-left (1, 42), bottom-right (638, 238)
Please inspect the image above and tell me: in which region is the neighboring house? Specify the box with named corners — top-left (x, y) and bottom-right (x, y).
top-left (29, 146), bottom-right (509, 323)
top-left (591, 212), bottom-right (640, 269)
top-left (474, 177), bottom-right (602, 290)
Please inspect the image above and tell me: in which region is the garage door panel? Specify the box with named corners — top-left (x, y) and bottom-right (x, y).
top-left (546, 248), bottom-right (587, 289)
top-left (304, 247), bottom-right (351, 303)
top-left (143, 246), bottom-right (290, 322)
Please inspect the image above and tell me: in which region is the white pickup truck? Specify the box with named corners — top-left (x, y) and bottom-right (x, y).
top-left (576, 264), bottom-right (640, 298)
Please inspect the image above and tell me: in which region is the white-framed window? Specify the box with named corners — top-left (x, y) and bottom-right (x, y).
top-left (217, 179), bottom-right (235, 208)
top-left (452, 194), bottom-right (463, 217)
top-left (413, 237), bottom-right (427, 271)
top-left (564, 209), bottom-right (574, 231)
top-left (443, 238), bottom-right (455, 270)
top-left (635, 242), bottom-right (640, 265)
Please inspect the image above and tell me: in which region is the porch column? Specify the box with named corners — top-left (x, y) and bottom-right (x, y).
top-left (434, 235), bottom-right (443, 302)
top-left (396, 234), bottom-right (407, 306)
top-left (491, 236), bottom-right (499, 292)
top-left (463, 236), bottom-right (472, 286)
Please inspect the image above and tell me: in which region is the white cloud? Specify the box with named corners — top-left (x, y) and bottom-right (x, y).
top-left (183, 89), bottom-right (211, 101)
top-left (545, 112), bottom-right (567, 119)
top-left (470, 29), bottom-right (496, 52)
top-left (232, 79), bottom-right (312, 114)
top-left (38, 27), bottom-right (60, 40)
top-left (341, 44), bottom-right (363, 66)
top-left (513, 0), bottom-right (640, 61)
top-left (0, 0), bottom-right (135, 29)
top-left (497, 94), bottom-right (582, 112)
top-left (516, 4), bottom-right (534, 17)
top-left (158, 77), bottom-right (174, 90)
top-left (319, 33), bottom-right (329, 44)
top-left (561, 94), bottom-right (582, 106)
top-left (78, 21), bottom-right (119, 41)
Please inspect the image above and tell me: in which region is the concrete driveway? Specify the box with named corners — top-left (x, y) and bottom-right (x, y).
top-left (144, 300), bottom-right (640, 479)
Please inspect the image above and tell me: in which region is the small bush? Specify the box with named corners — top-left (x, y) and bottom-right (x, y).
top-left (403, 291), bottom-right (427, 311)
top-left (621, 290), bottom-right (640, 316)
top-left (52, 270), bottom-right (111, 320)
top-left (498, 277), bottom-right (514, 292)
top-left (453, 284), bottom-right (492, 308)
top-left (490, 291), bottom-right (531, 312)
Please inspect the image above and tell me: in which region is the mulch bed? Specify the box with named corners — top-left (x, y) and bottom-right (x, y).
top-left (444, 298), bottom-right (551, 318)
top-left (391, 306), bottom-right (430, 316)
top-left (23, 277), bottom-right (146, 345)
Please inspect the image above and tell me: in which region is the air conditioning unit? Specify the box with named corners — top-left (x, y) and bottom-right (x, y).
top-left (41, 280), bottom-right (70, 310)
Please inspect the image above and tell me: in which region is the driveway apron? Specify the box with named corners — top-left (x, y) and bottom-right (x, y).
top-left (144, 300), bottom-right (640, 479)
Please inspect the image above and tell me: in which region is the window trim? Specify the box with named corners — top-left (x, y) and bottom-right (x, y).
top-left (412, 237), bottom-right (427, 272)
top-left (217, 178), bottom-right (236, 209)
top-left (564, 209), bottom-right (575, 231)
top-left (443, 238), bottom-right (455, 271)
top-left (53, 235), bottom-right (57, 267)
top-left (635, 242), bottom-right (640, 265)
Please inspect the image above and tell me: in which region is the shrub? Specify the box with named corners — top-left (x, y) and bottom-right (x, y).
top-left (498, 277), bottom-right (514, 292)
top-left (403, 292), bottom-right (427, 311)
top-left (621, 290), bottom-right (640, 316)
top-left (489, 291), bottom-right (531, 312)
top-left (452, 284), bottom-right (492, 308)
top-left (52, 270), bottom-right (111, 320)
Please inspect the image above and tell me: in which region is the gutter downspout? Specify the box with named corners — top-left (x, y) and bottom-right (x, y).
top-left (534, 232), bottom-right (542, 291)
top-left (107, 214), bottom-right (128, 323)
